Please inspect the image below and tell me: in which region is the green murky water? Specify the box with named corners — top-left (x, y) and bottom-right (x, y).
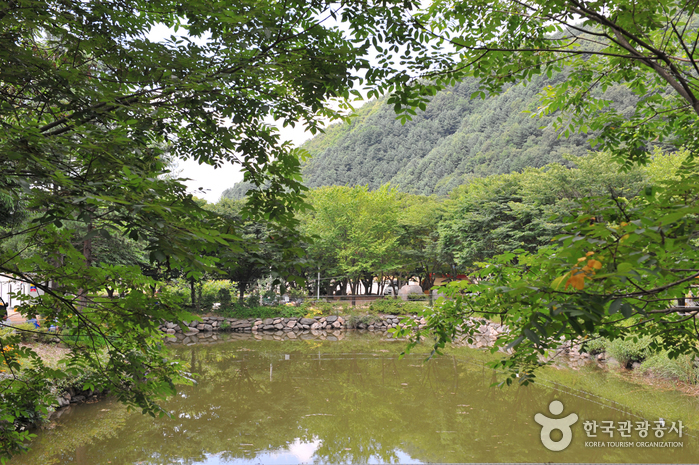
top-left (13, 332), bottom-right (699, 464)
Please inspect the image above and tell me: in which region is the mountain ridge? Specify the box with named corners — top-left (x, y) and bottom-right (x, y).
top-left (223, 74), bottom-right (636, 199)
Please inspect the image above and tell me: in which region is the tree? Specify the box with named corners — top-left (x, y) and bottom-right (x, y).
top-left (300, 185), bottom-right (405, 296)
top-left (392, 0), bottom-right (699, 165)
top-left (206, 198), bottom-right (304, 304)
top-left (0, 0), bottom-right (440, 459)
top-left (436, 152), bottom-right (662, 271)
top-left (395, 194), bottom-right (448, 290)
top-left (399, 151), bottom-right (699, 385)
top-left (373, 0), bottom-right (699, 383)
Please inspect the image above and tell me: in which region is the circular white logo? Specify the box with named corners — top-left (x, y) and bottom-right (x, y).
top-left (534, 400), bottom-right (579, 451)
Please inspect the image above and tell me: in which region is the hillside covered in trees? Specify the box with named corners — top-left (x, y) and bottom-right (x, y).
top-left (304, 75), bottom-right (640, 195)
top-left (222, 74), bottom-right (637, 199)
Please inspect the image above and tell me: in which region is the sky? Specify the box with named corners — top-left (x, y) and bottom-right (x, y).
top-left (147, 13), bottom-right (370, 204)
top-left (147, 23), bottom-right (324, 203)
top-left (176, 123), bottom-right (315, 203)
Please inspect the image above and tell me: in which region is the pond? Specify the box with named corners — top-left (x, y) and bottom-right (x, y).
top-left (13, 332), bottom-right (699, 464)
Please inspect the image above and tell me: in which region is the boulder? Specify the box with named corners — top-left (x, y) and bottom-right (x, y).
top-left (326, 315), bottom-right (338, 323)
top-left (398, 284), bottom-right (423, 301)
top-left (300, 318), bottom-right (316, 326)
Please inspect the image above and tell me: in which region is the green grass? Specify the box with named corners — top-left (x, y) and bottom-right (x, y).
top-left (640, 351), bottom-right (699, 384)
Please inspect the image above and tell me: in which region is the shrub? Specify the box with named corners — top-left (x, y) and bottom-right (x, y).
top-left (287, 287), bottom-right (307, 299)
top-left (640, 352), bottom-right (699, 384)
top-left (218, 305), bottom-right (278, 320)
top-left (199, 280), bottom-right (237, 311)
top-left (606, 336), bottom-right (653, 368)
top-left (217, 288), bottom-right (232, 307)
top-left (9, 323), bottom-right (55, 343)
top-left (581, 337), bottom-right (607, 355)
top-left (300, 300), bottom-right (334, 316)
top-left (369, 297), bottom-right (427, 315)
top-left (346, 314), bottom-right (380, 328)
top-left (279, 305), bottom-right (307, 319)
top-left (60, 328), bottom-right (109, 347)
top-left (244, 291), bottom-right (263, 309)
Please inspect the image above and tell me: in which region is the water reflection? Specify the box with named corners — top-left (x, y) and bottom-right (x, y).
top-left (13, 332), bottom-right (699, 464)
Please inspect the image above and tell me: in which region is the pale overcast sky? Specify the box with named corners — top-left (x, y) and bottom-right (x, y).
top-left (148, 23), bottom-right (351, 203)
top-left (177, 124), bottom-right (314, 203)
top-left (148, 24), bottom-right (321, 203)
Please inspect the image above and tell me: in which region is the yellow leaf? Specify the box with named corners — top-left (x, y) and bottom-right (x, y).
top-left (586, 251), bottom-right (595, 256)
top-left (565, 272), bottom-right (585, 290)
top-left (551, 275), bottom-right (567, 290)
top-left (587, 259), bottom-right (602, 270)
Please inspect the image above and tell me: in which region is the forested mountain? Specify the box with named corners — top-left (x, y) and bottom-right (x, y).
top-left (221, 74), bottom-right (637, 199)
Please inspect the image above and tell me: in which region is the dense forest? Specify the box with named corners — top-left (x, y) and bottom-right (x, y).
top-left (223, 74), bottom-right (639, 200)
top-left (200, 152), bottom-right (689, 302)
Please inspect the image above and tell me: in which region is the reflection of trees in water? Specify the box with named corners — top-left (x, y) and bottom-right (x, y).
top-left (19, 340), bottom-right (699, 465)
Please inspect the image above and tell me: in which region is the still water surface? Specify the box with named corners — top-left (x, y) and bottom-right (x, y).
top-left (15, 332), bottom-right (699, 464)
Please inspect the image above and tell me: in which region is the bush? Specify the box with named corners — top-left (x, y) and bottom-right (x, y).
top-left (346, 314), bottom-right (380, 328)
top-left (369, 297), bottom-right (427, 315)
top-left (287, 287), bottom-right (307, 299)
top-left (244, 291), bottom-right (261, 309)
top-left (9, 323), bottom-right (55, 343)
top-left (581, 337), bottom-right (607, 355)
top-left (300, 300), bottom-right (334, 316)
top-left (218, 305), bottom-right (278, 319)
top-left (606, 336), bottom-right (653, 368)
top-left (217, 288), bottom-right (232, 307)
top-left (59, 328), bottom-right (109, 347)
top-left (640, 352), bottom-right (699, 384)
top-left (199, 280), bottom-right (237, 311)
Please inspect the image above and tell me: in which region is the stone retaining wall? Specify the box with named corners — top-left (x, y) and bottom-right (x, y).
top-left (159, 314), bottom-right (431, 337)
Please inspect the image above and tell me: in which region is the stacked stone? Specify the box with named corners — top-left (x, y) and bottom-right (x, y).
top-left (160, 314), bottom-right (481, 337)
top-left (454, 319), bottom-right (510, 350)
top-left (158, 316), bottom-right (255, 335)
top-left (251, 315), bottom-right (345, 332)
top-left (55, 386), bottom-right (106, 408)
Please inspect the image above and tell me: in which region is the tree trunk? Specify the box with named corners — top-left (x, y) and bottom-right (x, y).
top-left (362, 278), bottom-right (373, 295)
top-left (238, 281), bottom-right (247, 304)
top-left (190, 278), bottom-right (196, 308)
top-left (78, 222), bottom-right (93, 310)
